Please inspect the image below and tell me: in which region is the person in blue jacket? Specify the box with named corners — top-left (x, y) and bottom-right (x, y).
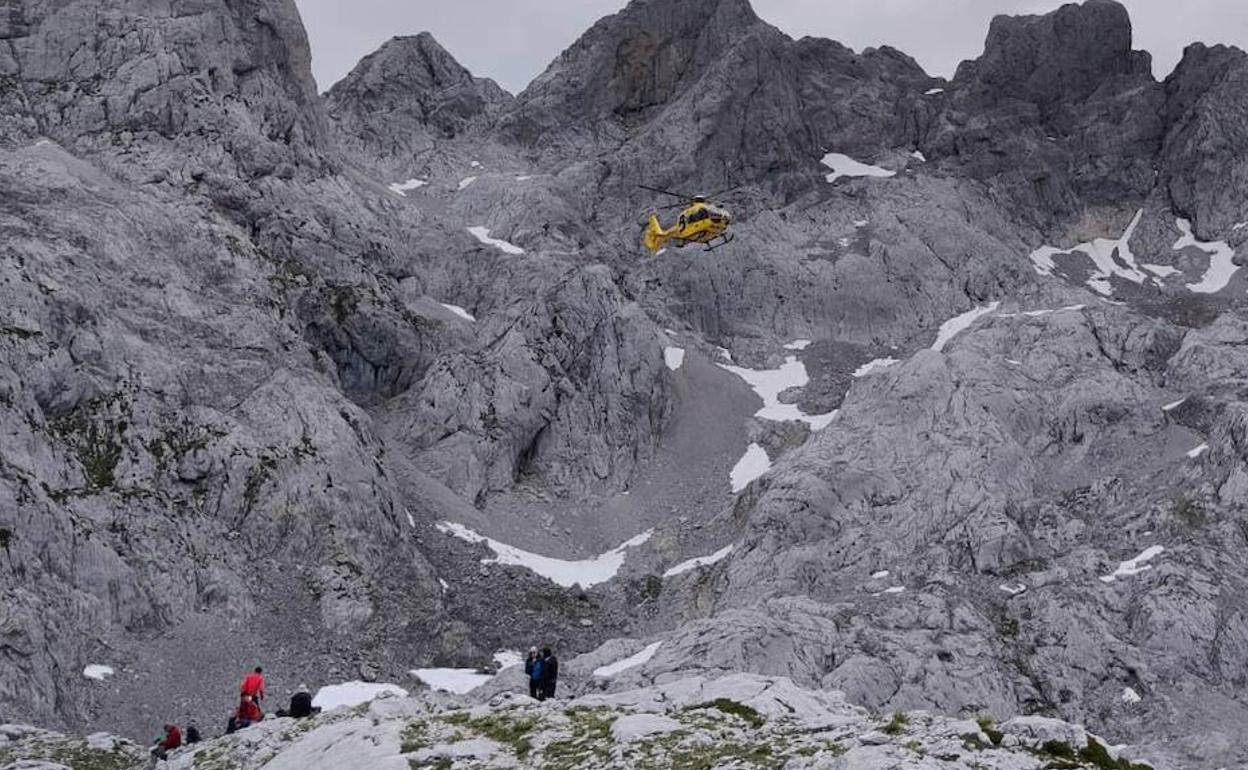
top-left (525, 647), bottom-right (542, 699)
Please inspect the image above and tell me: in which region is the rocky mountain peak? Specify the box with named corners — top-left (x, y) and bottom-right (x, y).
top-left (508, 0), bottom-right (769, 138)
top-left (954, 0), bottom-right (1152, 113)
top-left (324, 30), bottom-right (511, 173)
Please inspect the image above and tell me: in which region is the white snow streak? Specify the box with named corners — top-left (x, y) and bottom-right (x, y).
top-left (1142, 263), bottom-right (1180, 278)
top-left (406, 509), bottom-right (416, 528)
top-left (1162, 398), bottom-right (1186, 411)
top-left (931, 302), bottom-right (1001, 352)
top-left (718, 357), bottom-right (837, 430)
top-left (411, 668), bottom-right (493, 694)
top-left (821, 153), bottom-right (895, 183)
top-left (664, 347), bottom-right (686, 371)
top-left (852, 357), bottom-right (900, 377)
top-left (435, 521), bottom-right (652, 588)
top-left (879, 586), bottom-right (906, 595)
top-left (458, 176), bottom-right (477, 189)
top-left (1028, 209), bottom-right (1148, 295)
top-left (665, 545), bottom-right (735, 578)
top-left (1186, 443), bottom-right (1209, 459)
top-left (871, 570), bottom-right (890, 579)
top-left (730, 444), bottom-right (771, 493)
top-left (1122, 687), bottom-right (1142, 704)
top-left (440, 303), bottom-right (476, 322)
top-left (998, 304), bottom-right (1085, 318)
top-left (466, 226), bottom-right (524, 255)
top-left (493, 650), bottom-right (524, 670)
top-left (925, 87), bottom-right (945, 95)
top-left (313, 682), bottom-right (407, 711)
top-left (1099, 545), bottom-right (1165, 583)
top-left (910, 150), bottom-right (927, 162)
top-left (83, 665), bottom-right (114, 681)
top-left (784, 339), bottom-right (812, 350)
top-left (387, 178), bottom-right (427, 197)
top-left (1174, 218), bottom-right (1239, 293)
top-left (999, 582), bottom-right (1028, 596)
top-left (593, 642), bottom-right (663, 677)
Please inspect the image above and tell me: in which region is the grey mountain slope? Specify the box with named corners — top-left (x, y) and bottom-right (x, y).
top-left (3, 0), bottom-right (1248, 767)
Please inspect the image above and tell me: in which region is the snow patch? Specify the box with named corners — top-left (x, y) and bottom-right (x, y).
top-left (853, 219), bottom-right (869, 228)
top-left (387, 178), bottom-right (427, 197)
top-left (1000, 582), bottom-right (1028, 596)
top-left (312, 681), bottom-right (407, 711)
top-left (1186, 443), bottom-right (1209, 459)
top-left (925, 87), bottom-right (945, 95)
top-left (1234, 222), bottom-right (1246, 231)
top-left (1174, 218), bottom-right (1239, 293)
top-left (469, 160), bottom-right (483, 168)
top-left (665, 545), bottom-right (735, 578)
top-left (783, 339), bottom-right (812, 350)
top-left (870, 570), bottom-right (890, 579)
top-left (998, 304), bottom-right (1085, 318)
top-left (458, 176), bottom-right (477, 189)
top-left (493, 650), bottom-right (524, 670)
top-left (1142, 263), bottom-right (1180, 278)
top-left (821, 153), bottom-right (895, 183)
top-left (664, 347), bottom-right (685, 371)
top-left (593, 642), bottom-right (663, 677)
top-left (438, 578), bottom-right (448, 592)
top-left (405, 509), bottom-right (415, 528)
top-left (730, 444), bottom-right (771, 493)
top-left (435, 521), bottom-right (652, 588)
top-left (719, 357), bottom-right (837, 429)
top-left (878, 586), bottom-right (905, 595)
top-left (1099, 545), bottom-right (1165, 583)
top-left (852, 357), bottom-right (899, 377)
top-left (515, 175), bottom-right (533, 181)
top-left (466, 226), bottom-right (524, 255)
top-left (1162, 398), bottom-right (1186, 411)
top-left (931, 302), bottom-right (1001, 352)
top-left (411, 668), bottom-right (493, 694)
top-left (1122, 687), bottom-right (1142, 704)
top-left (910, 150), bottom-right (926, 162)
top-left (1028, 209), bottom-right (1148, 295)
top-left (440, 303), bottom-right (476, 322)
top-left (82, 665), bottom-right (114, 681)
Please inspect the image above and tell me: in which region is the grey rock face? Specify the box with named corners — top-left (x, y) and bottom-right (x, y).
top-left (325, 33), bottom-right (513, 177)
top-left (4, 0), bottom-right (1248, 767)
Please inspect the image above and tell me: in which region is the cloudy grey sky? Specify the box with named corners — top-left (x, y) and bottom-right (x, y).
top-left (294, 0), bottom-right (1248, 95)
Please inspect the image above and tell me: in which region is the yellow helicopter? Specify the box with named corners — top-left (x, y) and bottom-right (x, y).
top-left (640, 184), bottom-right (736, 253)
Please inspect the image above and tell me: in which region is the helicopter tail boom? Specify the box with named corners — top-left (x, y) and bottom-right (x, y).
top-left (643, 214), bottom-right (673, 252)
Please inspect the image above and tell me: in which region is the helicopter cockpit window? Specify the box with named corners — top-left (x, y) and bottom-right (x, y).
top-left (686, 208), bottom-right (710, 224)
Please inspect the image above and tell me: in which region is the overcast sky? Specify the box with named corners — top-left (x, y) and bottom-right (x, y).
top-left (295, 0), bottom-right (1248, 95)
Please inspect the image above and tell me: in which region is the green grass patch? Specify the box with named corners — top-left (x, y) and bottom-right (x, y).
top-left (687, 698), bottom-right (766, 729)
top-left (881, 711), bottom-right (909, 736)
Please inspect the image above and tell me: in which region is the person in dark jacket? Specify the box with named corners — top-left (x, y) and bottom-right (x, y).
top-left (146, 724), bottom-right (181, 768)
top-left (539, 647), bottom-right (559, 700)
top-left (277, 684), bottom-right (321, 718)
top-left (524, 647), bottom-right (541, 699)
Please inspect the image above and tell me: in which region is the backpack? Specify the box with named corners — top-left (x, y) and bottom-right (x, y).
top-left (185, 725), bottom-right (201, 744)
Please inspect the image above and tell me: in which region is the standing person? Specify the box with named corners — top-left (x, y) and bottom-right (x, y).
top-left (240, 666), bottom-right (266, 705)
top-left (539, 647), bottom-right (559, 701)
top-left (146, 723), bottom-right (181, 768)
top-left (524, 647), bottom-right (542, 699)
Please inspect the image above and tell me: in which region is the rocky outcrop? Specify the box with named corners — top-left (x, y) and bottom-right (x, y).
top-left (325, 32), bottom-right (513, 176)
top-left (0, 675), bottom-right (1157, 770)
top-left (1160, 44), bottom-right (1248, 236)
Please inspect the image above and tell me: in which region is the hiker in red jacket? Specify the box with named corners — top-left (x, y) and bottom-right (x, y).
top-left (240, 666), bottom-right (266, 704)
top-left (146, 723), bottom-right (181, 768)
top-left (235, 694), bottom-right (264, 729)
